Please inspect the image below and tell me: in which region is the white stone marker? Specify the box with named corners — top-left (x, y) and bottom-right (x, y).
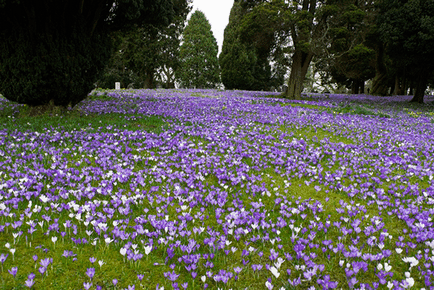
top-left (115, 82), bottom-right (121, 90)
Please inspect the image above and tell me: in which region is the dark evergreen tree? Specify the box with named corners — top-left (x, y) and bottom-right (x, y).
top-left (220, 1), bottom-right (257, 90)
top-left (178, 10), bottom-right (220, 89)
top-left (96, 32), bottom-right (142, 89)
top-left (0, 0), bottom-right (176, 111)
top-left (220, 1), bottom-right (285, 91)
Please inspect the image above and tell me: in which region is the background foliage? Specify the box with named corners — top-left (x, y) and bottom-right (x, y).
top-left (97, 0), bottom-right (192, 90)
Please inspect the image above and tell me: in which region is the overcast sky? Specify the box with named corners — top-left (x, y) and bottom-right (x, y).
top-left (189, 0), bottom-right (234, 54)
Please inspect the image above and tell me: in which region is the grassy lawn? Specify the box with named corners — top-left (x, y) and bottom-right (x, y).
top-left (0, 89), bottom-right (433, 289)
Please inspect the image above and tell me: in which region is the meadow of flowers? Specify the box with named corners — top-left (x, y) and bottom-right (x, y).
top-left (0, 89), bottom-right (434, 289)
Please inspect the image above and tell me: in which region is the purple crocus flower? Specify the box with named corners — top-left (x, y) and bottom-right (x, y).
top-left (25, 279), bottom-right (35, 288)
top-left (40, 258), bottom-right (51, 268)
top-left (83, 282), bottom-right (92, 290)
top-left (164, 270), bottom-right (179, 282)
top-left (348, 276), bottom-right (358, 288)
top-left (0, 253), bottom-right (8, 264)
top-left (8, 266), bottom-right (17, 278)
top-left (86, 267), bottom-right (95, 280)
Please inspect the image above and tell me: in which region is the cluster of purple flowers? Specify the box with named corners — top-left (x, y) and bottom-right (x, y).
top-left (0, 89), bottom-right (433, 288)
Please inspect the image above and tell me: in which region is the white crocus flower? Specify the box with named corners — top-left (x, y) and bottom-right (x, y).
top-left (274, 257), bottom-right (285, 269)
top-left (144, 245), bottom-right (152, 255)
top-left (120, 248), bottom-right (127, 256)
top-left (402, 257), bottom-right (419, 267)
top-left (384, 262), bottom-right (392, 272)
top-left (265, 280), bottom-right (274, 289)
top-left (270, 266), bottom-right (280, 278)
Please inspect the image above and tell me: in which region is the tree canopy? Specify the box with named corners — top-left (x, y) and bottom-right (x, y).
top-left (177, 10), bottom-right (220, 89)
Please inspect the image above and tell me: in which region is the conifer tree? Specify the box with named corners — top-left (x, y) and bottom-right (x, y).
top-left (178, 10), bottom-right (220, 89)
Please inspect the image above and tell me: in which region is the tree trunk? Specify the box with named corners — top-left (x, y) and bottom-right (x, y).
top-left (285, 50), bottom-right (313, 99)
top-left (360, 81), bottom-right (365, 94)
top-left (371, 42), bottom-right (389, 96)
top-left (167, 69), bottom-right (176, 88)
top-left (398, 72), bottom-right (407, 95)
top-left (351, 80), bottom-right (359, 94)
top-left (372, 73), bottom-right (389, 96)
top-left (393, 73), bottom-right (407, 95)
top-left (410, 75), bottom-right (427, 103)
top-left (144, 69), bottom-right (155, 89)
top-left (402, 76), bottom-right (408, 95)
top-left (393, 74), bottom-right (400, 95)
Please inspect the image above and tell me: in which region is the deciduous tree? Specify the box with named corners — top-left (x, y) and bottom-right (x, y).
top-left (239, 0), bottom-right (374, 99)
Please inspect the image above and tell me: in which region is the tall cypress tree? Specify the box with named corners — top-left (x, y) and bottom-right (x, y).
top-left (178, 10), bottom-right (220, 89)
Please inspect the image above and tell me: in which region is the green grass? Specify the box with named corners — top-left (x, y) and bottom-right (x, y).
top-left (0, 105), bottom-right (169, 134)
top-left (278, 102), bottom-right (392, 118)
top-left (325, 104), bottom-right (392, 118)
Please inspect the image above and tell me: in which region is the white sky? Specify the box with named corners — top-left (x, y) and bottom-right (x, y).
top-left (189, 0), bottom-right (234, 54)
